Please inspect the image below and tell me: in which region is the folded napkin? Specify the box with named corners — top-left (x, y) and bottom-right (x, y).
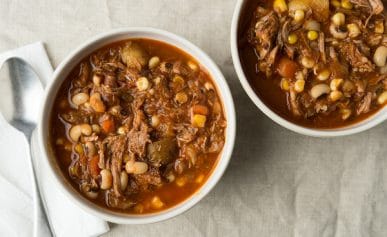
top-left (0, 42), bottom-right (109, 237)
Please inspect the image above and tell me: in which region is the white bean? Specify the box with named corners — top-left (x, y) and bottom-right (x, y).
top-left (72, 93), bottom-right (89, 106)
top-left (100, 169), bottom-right (112, 190)
top-left (80, 124), bottom-right (92, 136)
top-left (125, 161), bottom-right (148, 174)
top-left (69, 125), bottom-right (82, 142)
top-left (373, 46), bottom-right (387, 67)
top-left (310, 84), bottom-right (331, 99)
top-left (133, 162), bottom-right (148, 174)
top-left (120, 171), bottom-right (129, 191)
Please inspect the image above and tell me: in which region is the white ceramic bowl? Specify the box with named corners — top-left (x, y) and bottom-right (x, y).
top-left (38, 28), bottom-right (236, 224)
top-left (231, 0), bottom-right (387, 137)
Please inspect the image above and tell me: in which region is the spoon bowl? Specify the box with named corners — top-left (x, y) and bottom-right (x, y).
top-left (0, 58), bottom-right (44, 134)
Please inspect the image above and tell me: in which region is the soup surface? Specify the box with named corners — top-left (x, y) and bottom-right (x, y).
top-left (50, 39), bottom-right (226, 214)
top-left (239, 0), bottom-right (387, 128)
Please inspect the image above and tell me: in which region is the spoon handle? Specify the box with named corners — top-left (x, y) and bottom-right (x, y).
top-left (27, 136), bottom-right (53, 237)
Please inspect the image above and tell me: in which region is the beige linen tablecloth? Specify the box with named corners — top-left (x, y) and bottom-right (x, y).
top-left (1, 1), bottom-right (386, 236)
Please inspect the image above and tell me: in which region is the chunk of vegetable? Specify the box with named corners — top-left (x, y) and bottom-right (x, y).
top-left (89, 155), bottom-right (100, 178)
top-left (192, 114), bottom-right (207, 128)
top-left (147, 138), bottom-right (178, 167)
top-left (121, 41), bottom-right (149, 70)
top-left (192, 105), bottom-right (209, 115)
top-left (100, 118), bottom-right (115, 134)
top-left (277, 57), bottom-right (298, 78)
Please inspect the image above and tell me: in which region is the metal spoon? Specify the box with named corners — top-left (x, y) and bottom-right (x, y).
top-left (0, 58), bottom-right (52, 237)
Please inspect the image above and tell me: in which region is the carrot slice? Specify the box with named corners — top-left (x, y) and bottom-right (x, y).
top-left (100, 118), bottom-right (115, 134)
top-left (89, 155), bottom-right (100, 178)
top-left (192, 105), bottom-right (209, 115)
top-left (277, 57), bottom-right (298, 78)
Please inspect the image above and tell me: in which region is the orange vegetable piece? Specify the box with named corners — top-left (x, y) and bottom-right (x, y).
top-left (88, 155), bottom-right (100, 178)
top-left (192, 105), bottom-right (209, 115)
top-left (100, 118), bottom-right (115, 134)
top-left (277, 57), bottom-right (298, 78)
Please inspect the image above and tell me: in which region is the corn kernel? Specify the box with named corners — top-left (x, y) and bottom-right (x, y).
top-left (192, 114), bottom-right (207, 128)
top-left (378, 91), bottom-right (387, 104)
top-left (154, 77), bottom-right (161, 85)
top-left (317, 69), bottom-right (331, 81)
top-left (332, 12), bottom-right (345, 26)
top-left (330, 78), bottom-right (344, 91)
top-left (74, 143), bottom-right (83, 155)
top-left (293, 9), bottom-right (305, 22)
top-left (307, 30), bottom-right (319, 41)
top-left (136, 77), bottom-right (149, 91)
top-left (301, 56), bottom-right (315, 68)
top-left (117, 126), bottom-right (126, 135)
top-left (331, 0), bottom-right (341, 7)
top-left (288, 33), bottom-right (298, 44)
top-left (133, 204), bottom-right (144, 213)
top-left (280, 78), bottom-right (290, 91)
top-left (273, 0), bottom-right (288, 13)
top-left (341, 0), bottom-right (353, 9)
top-left (347, 23), bottom-right (361, 38)
top-left (341, 108), bottom-right (352, 120)
top-left (375, 21), bottom-right (384, 34)
top-left (175, 92), bottom-right (188, 104)
top-left (150, 196), bottom-right (164, 209)
top-left (173, 75), bottom-right (185, 85)
top-left (329, 91), bottom-right (343, 102)
top-left (175, 177), bottom-right (187, 187)
top-left (195, 174), bottom-right (205, 184)
top-left (187, 61), bottom-right (199, 72)
top-left (294, 79), bottom-right (305, 93)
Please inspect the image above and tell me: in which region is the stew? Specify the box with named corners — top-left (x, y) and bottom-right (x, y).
top-left (50, 39), bottom-right (226, 214)
top-left (239, 0), bottom-right (387, 128)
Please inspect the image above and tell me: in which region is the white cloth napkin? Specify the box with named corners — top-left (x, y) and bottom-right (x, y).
top-left (0, 42), bottom-right (110, 237)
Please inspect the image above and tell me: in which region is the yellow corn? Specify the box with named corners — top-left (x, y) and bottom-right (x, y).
top-left (378, 91), bottom-right (387, 104)
top-left (375, 21), bottom-right (384, 34)
top-left (192, 114), bottom-right (207, 128)
top-left (136, 77), bottom-right (150, 91)
top-left (74, 143), bottom-right (83, 155)
top-left (173, 75), bottom-right (185, 85)
top-left (330, 78), bottom-right (344, 91)
top-left (150, 196), bottom-right (164, 209)
top-left (273, 0), bottom-right (288, 13)
top-left (288, 33), bottom-right (298, 44)
top-left (307, 30), bottom-right (319, 41)
top-left (341, 0), bottom-right (353, 9)
top-left (317, 69), bottom-right (331, 81)
top-left (294, 9), bottom-right (305, 22)
top-left (280, 78), bottom-right (290, 91)
top-left (341, 109), bottom-right (352, 120)
top-left (294, 79), bottom-right (305, 93)
top-left (347, 23), bottom-right (361, 38)
top-left (331, 0), bottom-right (341, 7)
top-left (175, 92), bottom-right (188, 104)
top-left (329, 91), bottom-right (343, 102)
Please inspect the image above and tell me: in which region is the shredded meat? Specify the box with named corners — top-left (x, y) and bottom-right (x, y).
top-left (248, 8), bottom-right (279, 59)
top-left (357, 92), bottom-right (373, 114)
top-left (340, 43), bottom-right (375, 72)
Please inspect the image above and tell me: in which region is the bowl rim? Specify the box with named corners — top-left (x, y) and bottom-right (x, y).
top-left (230, 0), bottom-right (387, 137)
top-left (38, 27), bottom-right (236, 224)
